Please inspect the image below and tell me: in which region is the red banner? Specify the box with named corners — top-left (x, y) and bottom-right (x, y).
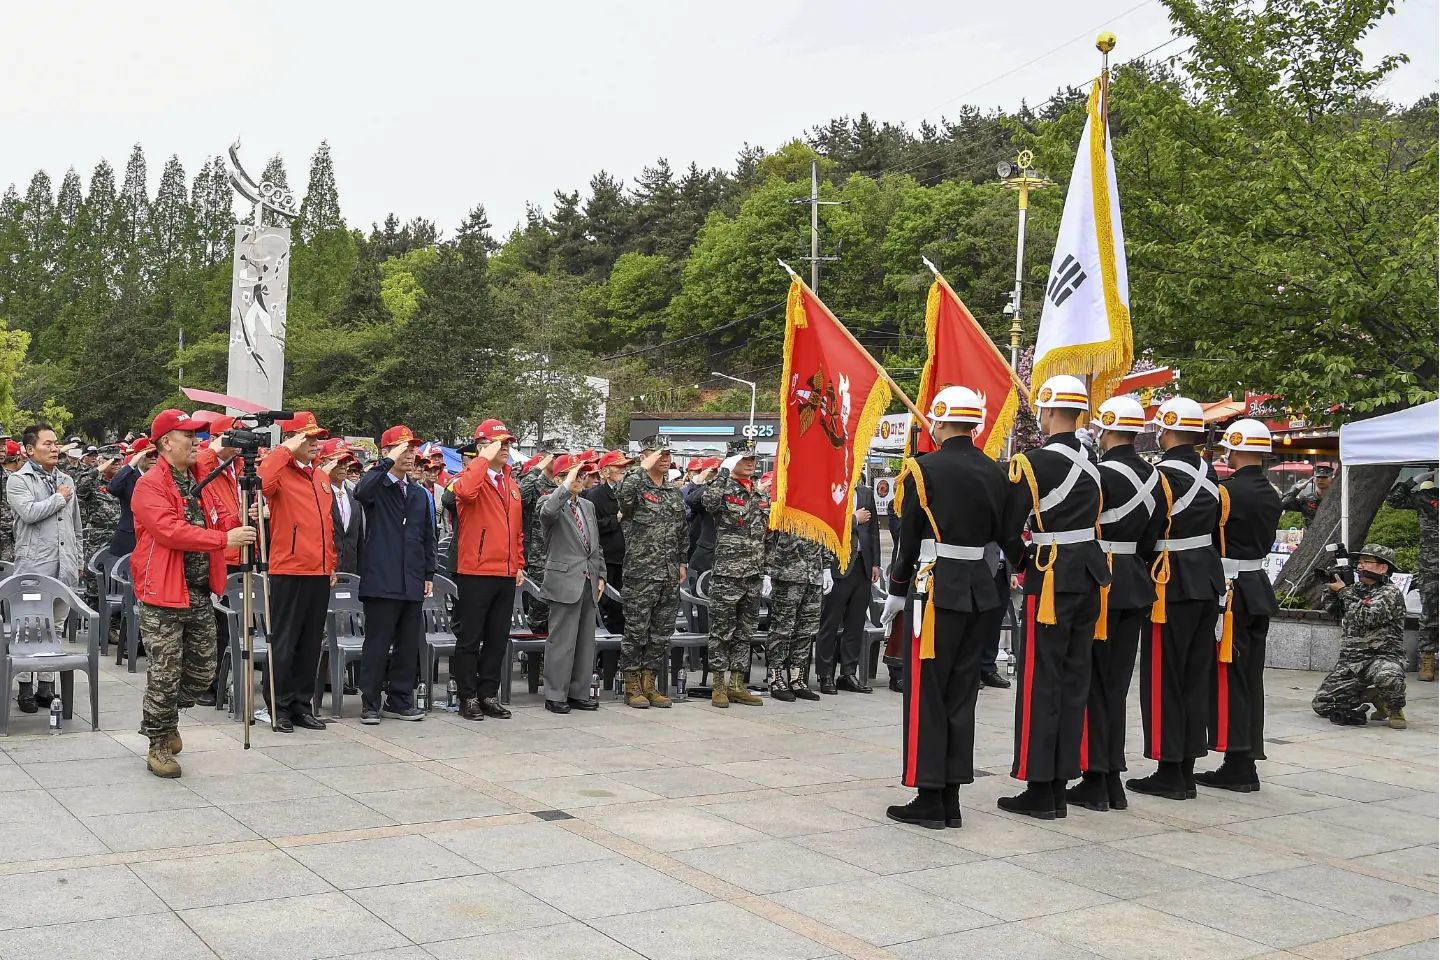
top-left (910, 280), bottom-right (1020, 459)
top-left (772, 280), bottom-right (892, 571)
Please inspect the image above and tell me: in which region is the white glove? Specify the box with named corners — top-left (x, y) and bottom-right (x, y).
top-left (822, 569), bottom-right (834, 595)
top-left (880, 594), bottom-right (906, 627)
top-left (721, 454), bottom-right (742, 473)
top-left (761, 575), bottom-right (773, 598)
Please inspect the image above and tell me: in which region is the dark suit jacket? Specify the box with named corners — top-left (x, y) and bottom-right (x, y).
top-left (353, 464), bottom-right (436, 602)
top-left (829, 484), bottom-right (880, 578)
top-left (331, 481), bottom-right (365, 575)
top-left (107, 463), bottom-right (141, 556)
top-left (583, 481), bottom-right (625, 565)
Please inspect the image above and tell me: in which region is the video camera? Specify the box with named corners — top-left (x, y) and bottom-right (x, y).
top-left (220, 410), bottom-right (293, 453)
top-left (1309, 541), bottom-right (1353, 586)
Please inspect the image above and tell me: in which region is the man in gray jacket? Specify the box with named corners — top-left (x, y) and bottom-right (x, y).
top-left (7, 423), bottom-right (84, 713)
top-left (539, 455), bottom-right (606, 714)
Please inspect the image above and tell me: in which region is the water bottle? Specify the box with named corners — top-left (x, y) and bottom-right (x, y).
top-left (589, 672), bottom-right (600, 700)
top-left (415, 683), bottom-right (428, 711)
top-left (49, 697), bottom-right (62, 734)
top-left (446, 679), bottom-right (458, 710)
top-left (676, 672), bottom-right (687, 696)
top-left (1007, 649), bottom-right (1017, 678)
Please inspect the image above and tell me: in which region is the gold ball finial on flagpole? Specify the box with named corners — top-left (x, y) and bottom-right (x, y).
top-left (1096, 32), bottom-right (1117, 53)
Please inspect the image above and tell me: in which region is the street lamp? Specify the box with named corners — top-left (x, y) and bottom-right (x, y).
top-left (710, 371), bottom-right (757, 430)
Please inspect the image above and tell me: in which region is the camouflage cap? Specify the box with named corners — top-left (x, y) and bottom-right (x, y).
top-left (1355, 543), bottom-right (1401, 571)
top-left (726, 438), bottom-right (758, 458)
top-left (638, 434), bottom-right (671, 452)
top-left (537, 437), bottom-right (568, 454)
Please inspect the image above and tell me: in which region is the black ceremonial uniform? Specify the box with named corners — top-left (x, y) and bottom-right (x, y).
top-left (1140, 444), bottom-right (1224, 781)
top-left (1209, 464), bottom-right (1282, 760)
top-left (1007, 433), bottom-right (1109, 787)
top-left (888, 435), bottom-right (1018, 790)
top-left (1081, 443), bottom-right (1163, 780)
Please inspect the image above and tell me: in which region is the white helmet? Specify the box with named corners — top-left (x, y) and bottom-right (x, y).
top-left (1034, 374), bottom-right (1090, 411)
top-left (929, 385), bottom-right (986, 425)
top-left (1152, 396), bottom-right (1206, 434)
top-left (1220, 418), bottom-right (1272, 454)
top-left (1092, 396), bottom-right (1146, 434)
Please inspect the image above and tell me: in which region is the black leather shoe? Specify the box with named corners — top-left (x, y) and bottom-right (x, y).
top-left (997, 784), bottom-right (1056, 820)
top-left (1051, 779), bottom-right (1069, 819)
top-left (459, 698), bottom-right (485, 721)
top-left (545, 700), bottom-right (571, 714)
top-left (819, 677), bottom-right (838, 695)
top-left (942, 784), bottom-right (962, 828)
top-left (888, 674), bottom-right (903, 693)
top-left (567, 698), bottom-right (600, 711)
top-left (16, 683), bottom-right (36, 714)
top-left (1195, 754), bottom-right (1259, 793)
top-left (479, 697), bottom-right (512, 719)
top-left (1066, 773), bottom-right (1110, 812)
top-left (836, 674), bottom-right (872, 694)
top-left (1127, 766), bottom-right (1188, 801)
top-left (980, 670), bottom-right (1011, 689)
top-left (34, 681), bottom-right (55, 707)
top-left (886, 791), bottom-right (947, 830)
top-left (292, 713), bottom-right (327, 731)
top-left (195, 691), bottom-right (217, 707)
top-left (1106, 771), bottom-right (1128, 810)
top-left (274, 715), bottom-right (295, 733)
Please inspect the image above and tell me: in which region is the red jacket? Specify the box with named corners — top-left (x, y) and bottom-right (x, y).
top-left (259, 446), bottom-right (336, 576)
top-left (131, 460), bottom-right (239, 607)
top-left (452, 457), bottom-right (524, 577)
top-left (196, 446), bottom-right (242, 567)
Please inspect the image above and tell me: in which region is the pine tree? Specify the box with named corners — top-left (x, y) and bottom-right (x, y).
top-left (149, 155), bottom-right (195, 276)
top-left (260, 155), bottom-right (290, 192)
top-left (83, 160), bottom-right (119, 294)
top-left (298, 140), bottom-right (343, 243)
top-left (117, 144), bottom-right (150, 248)
top-left (629, 159), bottom-right (678, 256)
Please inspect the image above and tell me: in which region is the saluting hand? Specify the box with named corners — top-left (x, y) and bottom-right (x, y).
top-left (479, 440), bottom-right (505, 463)
top-left (281, 432), bottom-right (310, 454)
top-left (565, 465), bottom-right (584, 494)
top-left (640, 450), bottom-right (662, 472)
top-left (384, 440), bottom-right (411, 462)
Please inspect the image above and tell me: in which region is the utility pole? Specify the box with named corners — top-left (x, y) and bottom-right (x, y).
top-left (790, 161), bottom-right (842, 294)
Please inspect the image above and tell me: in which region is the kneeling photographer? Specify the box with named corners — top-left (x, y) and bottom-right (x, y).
top-left (1310, 544), bottom-right (1409, 729)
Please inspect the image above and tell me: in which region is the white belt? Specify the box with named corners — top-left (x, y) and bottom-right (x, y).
top-left (1158, 535), bottom-right (1213, 551)
top-left (1099, 540), bottom-right (1137, 555)
top-left (1030, 529), bottom-right (1096, 546)
top-left (1222, 557), bottom-right (1265, 577)
top-left (919, 539), bottom-right (985, 562)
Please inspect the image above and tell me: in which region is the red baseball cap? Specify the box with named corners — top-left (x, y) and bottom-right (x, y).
top-left (189, 410), bottom-right (219, 427)
top-left (316, 438), bottom-right (352, 461)
top-left (209, 415), bottom-right (237, 434)
top-left (380, 425), bottom-right (417, 449)
top-left (4, 439), bottom-right (20, 458)
top-left (596, 449), bottom-right (632, 470)
top-left (279, 411), bottom-right (328, 439)
top-left (150, 409), bottom-right (204, 442)
top-left (760, 470), bottom-right (776, 487)
top-left (473, 419), bottom-right (516, 443)
top-left (554, 454), bottom-right (598, 476)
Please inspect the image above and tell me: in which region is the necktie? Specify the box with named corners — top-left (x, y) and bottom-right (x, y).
top-left (570, 499), bottom-right (589, 551)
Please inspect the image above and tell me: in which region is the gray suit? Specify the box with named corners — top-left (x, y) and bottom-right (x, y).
top-left (539, 488), bottom-right (606, 703)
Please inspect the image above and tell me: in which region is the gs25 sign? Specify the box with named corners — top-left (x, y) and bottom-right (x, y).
top-left (740, 424), bottom-right (775, 439)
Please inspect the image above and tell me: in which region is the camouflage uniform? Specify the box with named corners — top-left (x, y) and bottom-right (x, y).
top-left (0, 468), bottom-right (13, 563)
top-left (763, 530), bottom-right (824, 670)
top-left (1311, 577), bottom-right (1408, 722)
top-left (72, 463), bottom-right (120, 604)
top-left (616, 465), bottom-right (687, 671)
top-left (1385, 472), bottom-right (1437, 658)
top-left (519, 468), bottom-right (558, 630)
top-left (138, 466), bottom-right (219, 739)
top-left (702, 470), bottom-right (768, 672)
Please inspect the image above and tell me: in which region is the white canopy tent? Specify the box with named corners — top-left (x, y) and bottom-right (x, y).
top-left (1337, 400), bottom-right (1440, 544)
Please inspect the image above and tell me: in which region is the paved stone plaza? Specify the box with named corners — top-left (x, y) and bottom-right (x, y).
top-left (0, 660), bottom-right (1434, 960)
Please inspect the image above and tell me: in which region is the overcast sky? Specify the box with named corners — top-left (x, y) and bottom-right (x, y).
top-left (4, 0), bottom-right (1435, 237)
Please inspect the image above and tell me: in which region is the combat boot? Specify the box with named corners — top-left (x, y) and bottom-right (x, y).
top-left (996, 782), bottom-right (1056, 820)
top-left (887, 788), bottom-right (947, 829)
top-left (168, 731), bottom-right (184, 755)
top-left (1388, 706), bottom-right (1408, 729)
top-left (727, 671), bottom-right (763, 706)
top-left (1420, 652), bottom-right (1436, 682)
top-left (1194, 753), bottom-right (1258, 793)
top-left (1366, 689), bottom-right (1389, 721)
top-left (623, 671), bottom-right (649, 709)
top-left (1065, 773), bottom-right (1110, 811)
top-left (788, 668), bottom-right (820, 701)
top-left (710, 673), bottom-right (729, 708)
top-left (641, 670), bottom-right (672, 708)
top-left (767, 665), bottom-right (795, 702)
top-left (146, 737), bottom-right (181, 779)
top-left (1127, 762), bottom-right (1188, 801)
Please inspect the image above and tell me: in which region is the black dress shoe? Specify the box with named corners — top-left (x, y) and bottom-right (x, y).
top-left (1127, 763), bottom-right (1188, 801)
top-left (1066, 773), bottom-right (1110, 812)
top-left (292, 713), bottom-right (327, 731)
top-left (1106, 771), bottom-right (1128, 810)
top-left (274, 715), bottom-right (295, 733)
top-left (819, 677), bottom-right (838, 695)
top-left (888, 675), bottom-right (903, 693)
top-left (942, 784), bottom-right (962, 828)
top-left (545, 700), bottom-right (572, 714)
top-left (996, 783), bottom-right (1056, 820)
top-left (1051, 779), bottom-right (1068, 819)
top-left (567, 698), bottom-right (600, 711)
top-left (459, 698), bottom-right (485, 721)
top-left (836, 674), bottom-right (872, 694)
top-left (1195, 754), bottom-right (1259, 793)
top-left (34, 681), bottom-right (55, 707)
top-left (980, 670), bottom-right (1011, 689)
top-left (886, 791), bottom-right (947, 830)
top-left (479, 697), bottom-right (512, 719)
top-left (195, 691), bottom-right (217, 707)
top-left (16, 683), bottom-right (36, 714)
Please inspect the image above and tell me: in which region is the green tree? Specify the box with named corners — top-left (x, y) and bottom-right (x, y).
top-left (298, 141), bottom-right (344, 243)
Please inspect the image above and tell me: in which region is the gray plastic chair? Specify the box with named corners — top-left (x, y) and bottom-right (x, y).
top-left (420, 574), bottom-right (458, 711)
top-left (107, 555), bottom-right (144, 672)
top-left (501, 576), bottom-right (548, 704)
top-left (0, 574), bottom-right (101, 735)
top-left (212, 572), bottom-right (272, 721)
top-left (315, 574), bottom-right (365, 718)
top-left (86, 548), bottom-right (120, 654)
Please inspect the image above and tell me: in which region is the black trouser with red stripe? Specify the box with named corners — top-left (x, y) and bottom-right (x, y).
top-left (1140, 598), bottom-right (1217, 762)
top-left (1081, 606), bottom-right (1146, 774)
top-left (1209, 594), bottom-right (1268, 759)
top-left (1011, 590), bottom-right (1097, 783)
top-left (900, 596), bottom-right (985, 789)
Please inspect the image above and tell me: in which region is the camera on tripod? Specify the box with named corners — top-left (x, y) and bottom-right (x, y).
top-left (221, 410), bottom-right (292, 455)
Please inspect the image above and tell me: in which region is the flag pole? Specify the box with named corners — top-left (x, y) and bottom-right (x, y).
top-left (1097, 32), bottom-right (1116, 125)
top-left (921, 258), bottom-right (1031, 397)
top-left (777, 259), bottom-right (930, 431)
